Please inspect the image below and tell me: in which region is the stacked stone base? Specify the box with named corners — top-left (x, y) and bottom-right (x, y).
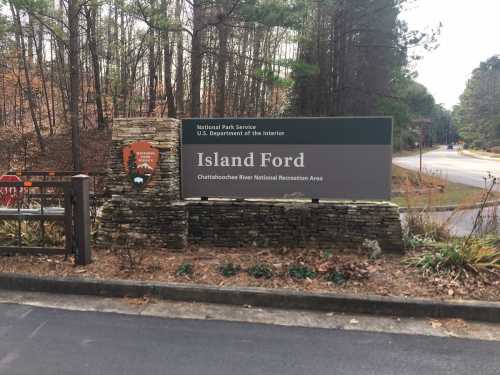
top-left (99, 199), bottom-right (403, 252)
top-left (99, 196), bottom-right (187, 249)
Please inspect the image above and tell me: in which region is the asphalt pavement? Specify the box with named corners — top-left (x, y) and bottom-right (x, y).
top-left (393, 146), bottom-right (499, 189)
top-left (0, 303), bottom-right (499, 375)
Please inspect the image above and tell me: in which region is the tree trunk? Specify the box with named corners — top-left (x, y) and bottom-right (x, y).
top-left (147, 27), bottom-right (156, 116)
top-left (214, 15), bottom-right (229, 117)
top-left (31, 20), bottom-right (54, 135)
top-left (174, 0), bottom-right (184, 115)
top-left (69, 0), bottom-right (81, 170)
top-left (190, 0), bottom-right (203, 117)
top-left (162, 0), bottom-right (176, 117)
top-left (10, 2), bottom-right (46, 153)
top-left (85, 4), bottom-right (106, 129)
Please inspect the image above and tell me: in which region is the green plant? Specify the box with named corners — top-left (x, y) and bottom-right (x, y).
top-left (218, 262), bottom-right (241, 277)
top-left (322, 249), bottom-right (334, 259)
top-left (247, 263), bottom-right (273, 279)
top-left (288, 264), bottom-right (316, 280)
top-left (326, 271), bottom-right (347, 285)
top-left (0, 220), bottom-right (64, 247)
top-left (403, 233), bottom-right (434, 250)
top-left (176, 262), bottom-right (193, 276)
top-left (405, 237), bottom-right (500, 275)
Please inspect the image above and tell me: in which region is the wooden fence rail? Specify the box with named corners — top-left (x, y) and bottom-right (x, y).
top-left (0, 175), bottom-right (91, 265)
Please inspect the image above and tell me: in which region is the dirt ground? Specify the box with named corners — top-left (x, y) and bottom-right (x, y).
top-left (0, 246), bottom-right (499, 302)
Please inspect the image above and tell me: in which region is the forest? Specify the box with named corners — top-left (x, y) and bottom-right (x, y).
top-left (453, 55), bottom-right (500, 151)
top-left (0, 0), bottom-right (456, 170)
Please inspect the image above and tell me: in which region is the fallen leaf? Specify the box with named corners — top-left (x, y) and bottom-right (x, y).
top-left (430, 320), bottom-right (443, 328)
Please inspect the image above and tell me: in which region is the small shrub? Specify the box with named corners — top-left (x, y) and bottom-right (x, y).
top-left (325, 262), bottom-right (370, 284)
top-left (322, 249), bottom-right (334, 259)
top-left (405, 237), bottom-right (500, 276)
top-left (288, 264), bottom-right (316, 280)
top-left (403, 234), bottom-right (435, 250)
top-left (407, 242), bottom-right (468, 274)
top-left (118, 248), bottom-right (144, 270)
top-left (489, 146), bottom-right (500, 154)
top-left (218, 262), bottom-right (241, 277)
top-left (400, 172), bottom-right (451, 242)
top-left (0, 220), bottom-right (64, 247)
top-left (176, 262), bottom-right (193, 276)
top-left (326, 271), bottom-right (347, 285)
top-left (247, 263), bottom-right (273, 279)
top-left (471, 140), bottom-right (484, 149)
top-left (404, 209), bottom-right (450, 242)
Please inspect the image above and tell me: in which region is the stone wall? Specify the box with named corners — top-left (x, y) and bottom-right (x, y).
top-left (98, 118), bottom-right (186, 248)
top-left (187, 201), bottom-right (403, 252)
top-left (99, 118), bottom-right (404, 252)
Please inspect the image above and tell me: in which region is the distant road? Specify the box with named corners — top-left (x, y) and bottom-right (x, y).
top-left (393, 146), bottom-right (499, 189)
top-left (394, 146), bottom-right (499, 235)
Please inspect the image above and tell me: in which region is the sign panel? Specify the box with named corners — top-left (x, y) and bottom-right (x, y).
top-left (181, 117), bottom-right (393, 200)
top-left (123, 141), bottom-right (160, 189)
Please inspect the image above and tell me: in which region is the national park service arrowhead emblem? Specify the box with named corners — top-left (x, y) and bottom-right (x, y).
top-left (123, 141), bottom-right (159, 189)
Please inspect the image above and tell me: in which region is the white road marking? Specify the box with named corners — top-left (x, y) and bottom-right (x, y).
top-left (0, 351), bottom-right (19, 373)
top-left (28, 320), bottom-right (48, 340)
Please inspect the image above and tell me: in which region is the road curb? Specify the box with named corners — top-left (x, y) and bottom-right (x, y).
top-left (1, 273), bottom-right (499, 323)
top-left (399, 200), bottom-right (500, 213)
top-left (460, 149), bottom-right (500, 162)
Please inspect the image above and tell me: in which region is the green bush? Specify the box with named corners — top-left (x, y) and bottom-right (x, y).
top-left (218, 262), bottom-right (241, 277)
top-left (247, 263), bottom-right (273, 279)
top-left (288, 264), bottom-right (316, 280)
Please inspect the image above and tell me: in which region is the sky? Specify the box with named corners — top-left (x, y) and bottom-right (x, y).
top-left (401, 0), bottom-right (500, 110)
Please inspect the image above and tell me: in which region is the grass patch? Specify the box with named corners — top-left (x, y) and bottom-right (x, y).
top-left (391, 165), bottom-right (492, 207)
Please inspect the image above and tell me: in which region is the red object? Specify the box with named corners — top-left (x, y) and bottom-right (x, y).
top-left (0, 175), bottom-right (22, 207)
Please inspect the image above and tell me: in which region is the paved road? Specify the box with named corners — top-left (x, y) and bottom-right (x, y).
top-left (393, 146), bottom-right (499, 189)
top-left (0, 303), bottom-right (499, 375)
top-left (395, 146), bottom-right (499, 235)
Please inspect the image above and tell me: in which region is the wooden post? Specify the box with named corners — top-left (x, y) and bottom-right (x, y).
top-left (72, 174), bottom-right (91, 265)
top-left (64, 184), bottom-right (73, 257)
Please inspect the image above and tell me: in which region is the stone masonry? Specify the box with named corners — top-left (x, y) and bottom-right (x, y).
top-left (188, 201), bottom-right (403, 252)
top-left (99, 118), bottom-right (404, 252)
top-left (98, 118), bottom-right (186, 248)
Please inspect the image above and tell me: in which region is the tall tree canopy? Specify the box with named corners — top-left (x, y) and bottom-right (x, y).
top-left (453, 55), bottom-right (500, 149)
top-left (0, 0), bottom-right (444, 169)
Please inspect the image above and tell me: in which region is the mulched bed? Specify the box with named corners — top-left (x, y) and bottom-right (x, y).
top-left (1, 246), bottom-right (499, 302)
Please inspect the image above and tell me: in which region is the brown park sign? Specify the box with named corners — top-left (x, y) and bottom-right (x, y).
top-left (123, 141), bottom-right (159, 189)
